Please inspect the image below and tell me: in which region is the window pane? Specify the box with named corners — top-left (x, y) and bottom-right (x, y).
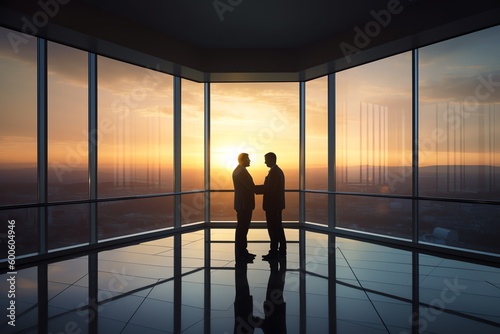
top-left (48, 203), bottom-right (89, 250)
top-left (419, 200), bottom-right (500, 254)
top-left (336, 52), bottom-right (413, 195)
top-left (306, 76), bottom-right (328, 190)
top-left (181, 79), bottom-right (204, 191)
top-left (0, 26), bottom-right (37, 205)
top-left (283, 191), bottom-right (299, 222)
top-left (210, 83), bottom-right (299, 220)
top-left (418, 25), bottom-right (500, 200)
top-left (48, 41), bottom-right (88, 202)
top-left (98, 196), bottom-right (174, 240)
top-left (180, 193), bottom-right (204, 225)
top-left (305, 192), bottom-right (328, 225)
top-left (210, 191), bottom-right (264, 222)
top-left (210, 191), bottom-right (234, 222)
top-left (98, 57), bottom-right (173, 198)
top-left (336, 195), bottom-right (412, 239)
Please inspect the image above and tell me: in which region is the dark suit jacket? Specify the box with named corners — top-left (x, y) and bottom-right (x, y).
top-left (232, 165), bottom-right (256, 211)
top-left (256, 165), bottom-right (285, 212)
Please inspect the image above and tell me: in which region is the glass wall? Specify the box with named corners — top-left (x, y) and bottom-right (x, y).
top-left (1, 24), bottom-right (500, 262)
top-left (0, 26), bottom-right (39, 257)
top-left (336, 195), bottom-right (412, 238)
top-left (419, 26), bottom-right (500, 200)
top-left (47, 41), bottom-right (88, 202)
top-left (305, 76), bottom-right (329, 225)
top-left (0, 26), bottom-right (38, 206)
top-left (98, 196), bottom-right (175, 240)
top-left (48, 203), bottom-right (89, 250)
top-left (47, 42), bottom-right (90, 250)
top-left (97, 56), bottom-right (175, 239)
top-left (181, 79), bottom-right (204, 191)
top-left (97, 56), bottom-right (174, 198)
top-left (210, 83), bottom-right (300, 222)
top-left (335, 51), bottom-right (413, 239)
top-left (336, 51), bottom-right (413, 196)
top-left (418, 25), bottom-right (500, 253)
top-left (305, 76), bottom-right (328, 190)
top-left (181, 79), bottom-right (205, 225)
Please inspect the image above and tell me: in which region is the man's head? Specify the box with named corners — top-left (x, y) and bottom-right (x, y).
top-left (264, 152), bottom-right (277, 168)
top-left (238, 153), bottom-right (250, 167)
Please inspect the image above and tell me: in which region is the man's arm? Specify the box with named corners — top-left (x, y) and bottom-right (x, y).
top-left (240, 169), bottom-right (256, 193)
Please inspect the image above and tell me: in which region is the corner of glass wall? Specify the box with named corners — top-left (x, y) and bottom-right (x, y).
top-left (417, 24), bottom-right (500, 255)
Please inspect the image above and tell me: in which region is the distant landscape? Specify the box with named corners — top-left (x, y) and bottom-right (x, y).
top-left (1, 164), bottom-right (499, 256)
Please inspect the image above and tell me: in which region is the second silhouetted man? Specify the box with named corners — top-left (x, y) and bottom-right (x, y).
top-left (256, 152), bottom-right (286, 260)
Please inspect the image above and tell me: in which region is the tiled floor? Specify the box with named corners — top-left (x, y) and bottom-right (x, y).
top-left (1, 228), bottom-right (500, 333)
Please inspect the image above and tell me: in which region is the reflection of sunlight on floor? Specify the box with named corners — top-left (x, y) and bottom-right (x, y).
top-left (210, 228), bottom-right (235, 241)
top-left (211, 227), bottom-right (299, 242)
top-left (247, 228), bottom-right (271, 241)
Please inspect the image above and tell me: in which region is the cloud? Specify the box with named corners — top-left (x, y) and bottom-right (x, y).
top-left (211, 83), bottom-right (299, 122)
top-left (420, 70), bottom-right (500, 104)
top-left (136, 105), bottom-right (173, 118)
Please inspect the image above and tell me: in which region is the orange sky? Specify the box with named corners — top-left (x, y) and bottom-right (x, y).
top-left (1, 25), bottom-right (500, 177)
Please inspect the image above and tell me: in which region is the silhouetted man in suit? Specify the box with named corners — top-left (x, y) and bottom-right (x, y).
top-left (256, 152), bottom-right (286, 260)
top-left (233, 153), bottom-right (257, 262)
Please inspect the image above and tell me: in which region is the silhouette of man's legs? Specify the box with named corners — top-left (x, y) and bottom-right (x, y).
top-left (235, 210), bottom-right (252, 258)
top-left (265, 210), bottom-right (286, 256)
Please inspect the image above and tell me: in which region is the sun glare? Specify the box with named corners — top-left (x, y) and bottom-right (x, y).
top-left (213, 145), bottom-right (244, 173)
top-left (211, 144), bottom-right (271, 186)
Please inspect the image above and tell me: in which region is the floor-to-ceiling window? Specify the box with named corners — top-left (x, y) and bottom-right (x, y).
top-left (1, 23), bottom-right (500, 264)
top-left (210, 82), bottom-right (300, 222)
top-left (0, 26), bottom-right (39, 256)
top-left (305, 76), bottom-right (329, 225)
top-left (97, 56), bottom-right (175, 240)
top-left (47, 41), bottom-right (89, 250)
top-left (180, 79), bottom-right (205, 225)
top-left (336, 51), bottom-right (413, 239)
top-left (418, 25), bottom-right (500, 253)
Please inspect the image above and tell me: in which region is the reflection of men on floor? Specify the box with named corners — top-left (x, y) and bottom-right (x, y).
top-left (257, 257), bottom-right (287, 333)
top-left (232, 153), bottom-right (257, 262)
top-left (256, 152), bottom-right (286, 260)
top-left (234, 262), bottom-right (258, 334)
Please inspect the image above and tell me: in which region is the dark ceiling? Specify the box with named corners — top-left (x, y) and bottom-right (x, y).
top-left (1, 0), bottom-right (500, 82)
